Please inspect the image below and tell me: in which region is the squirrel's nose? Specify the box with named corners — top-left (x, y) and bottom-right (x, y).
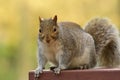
top-left (46, 36), bottom-right (50, 43)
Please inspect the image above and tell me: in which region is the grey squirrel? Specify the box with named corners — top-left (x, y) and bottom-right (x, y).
top-left (84, 18), bottom-right (120, 68)
top-left (35, 15), bottom-right (120, 78)
top-left (35, 15), bottom-right (96, 77)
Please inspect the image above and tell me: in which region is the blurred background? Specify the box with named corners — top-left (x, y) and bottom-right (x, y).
top-left (0, 0), bottom-right (119, 80)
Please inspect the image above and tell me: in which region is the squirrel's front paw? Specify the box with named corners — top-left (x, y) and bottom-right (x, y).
top-left (35, 67), bottom-right (43, 78)
top-left (53, 67), bottom-right (61, 74)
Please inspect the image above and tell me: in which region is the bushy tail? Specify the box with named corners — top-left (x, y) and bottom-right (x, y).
top-left (84, 17), bottom-right (120, 68)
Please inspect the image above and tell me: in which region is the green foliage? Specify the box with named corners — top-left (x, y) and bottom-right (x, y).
top-left (0, 44), bottom-right (18, 80)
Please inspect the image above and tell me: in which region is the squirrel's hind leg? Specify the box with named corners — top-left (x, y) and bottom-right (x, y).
top-left (79, 64), bottom-right (90, 69)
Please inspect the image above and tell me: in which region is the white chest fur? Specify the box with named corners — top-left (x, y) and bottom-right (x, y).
top-left (43, 41), bottom-right (62, 65)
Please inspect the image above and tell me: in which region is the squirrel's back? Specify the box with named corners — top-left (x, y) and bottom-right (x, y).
top-left (84, 18), bottom-right (120, 67)
top-left (58, 21), bottom-right (84, 40)
top-left (58, 22), bottom-right (89, 55)
top-left (58, 22), bottom-right (82, 29)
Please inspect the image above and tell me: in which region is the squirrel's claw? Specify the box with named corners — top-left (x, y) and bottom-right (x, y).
top-left (35, 67), bottom-right (43, 78)
top-left (79, 64), bottom-right (89, 69)
top-left (53, 67), bottom-right (61, 74)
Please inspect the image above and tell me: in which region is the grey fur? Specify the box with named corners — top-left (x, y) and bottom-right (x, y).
top-left (35, 17), bottom-right (96, 77)
top-left (84, 18), bottom-right (120, 68)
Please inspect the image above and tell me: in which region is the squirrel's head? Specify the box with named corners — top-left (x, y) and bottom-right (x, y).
top-left (38, 15), bottom-right (59, 44)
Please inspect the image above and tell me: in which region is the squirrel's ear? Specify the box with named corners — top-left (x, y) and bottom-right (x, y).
top-left (53, 15), bottom-right (57, 24)
top-left (39, 16), bottom-right (44, 23)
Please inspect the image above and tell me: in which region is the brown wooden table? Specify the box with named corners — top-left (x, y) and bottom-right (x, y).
top-left (29, 69), bottom-right (120, 80)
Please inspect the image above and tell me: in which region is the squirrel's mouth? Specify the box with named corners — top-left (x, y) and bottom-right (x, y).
top-left (46, 39), bottom-right (50, 43)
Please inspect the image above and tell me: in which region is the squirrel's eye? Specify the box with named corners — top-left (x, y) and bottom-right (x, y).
top-left (39, 29), bottom-right (42, 33)
top-left (53, 28), bottom-right (56, 32)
